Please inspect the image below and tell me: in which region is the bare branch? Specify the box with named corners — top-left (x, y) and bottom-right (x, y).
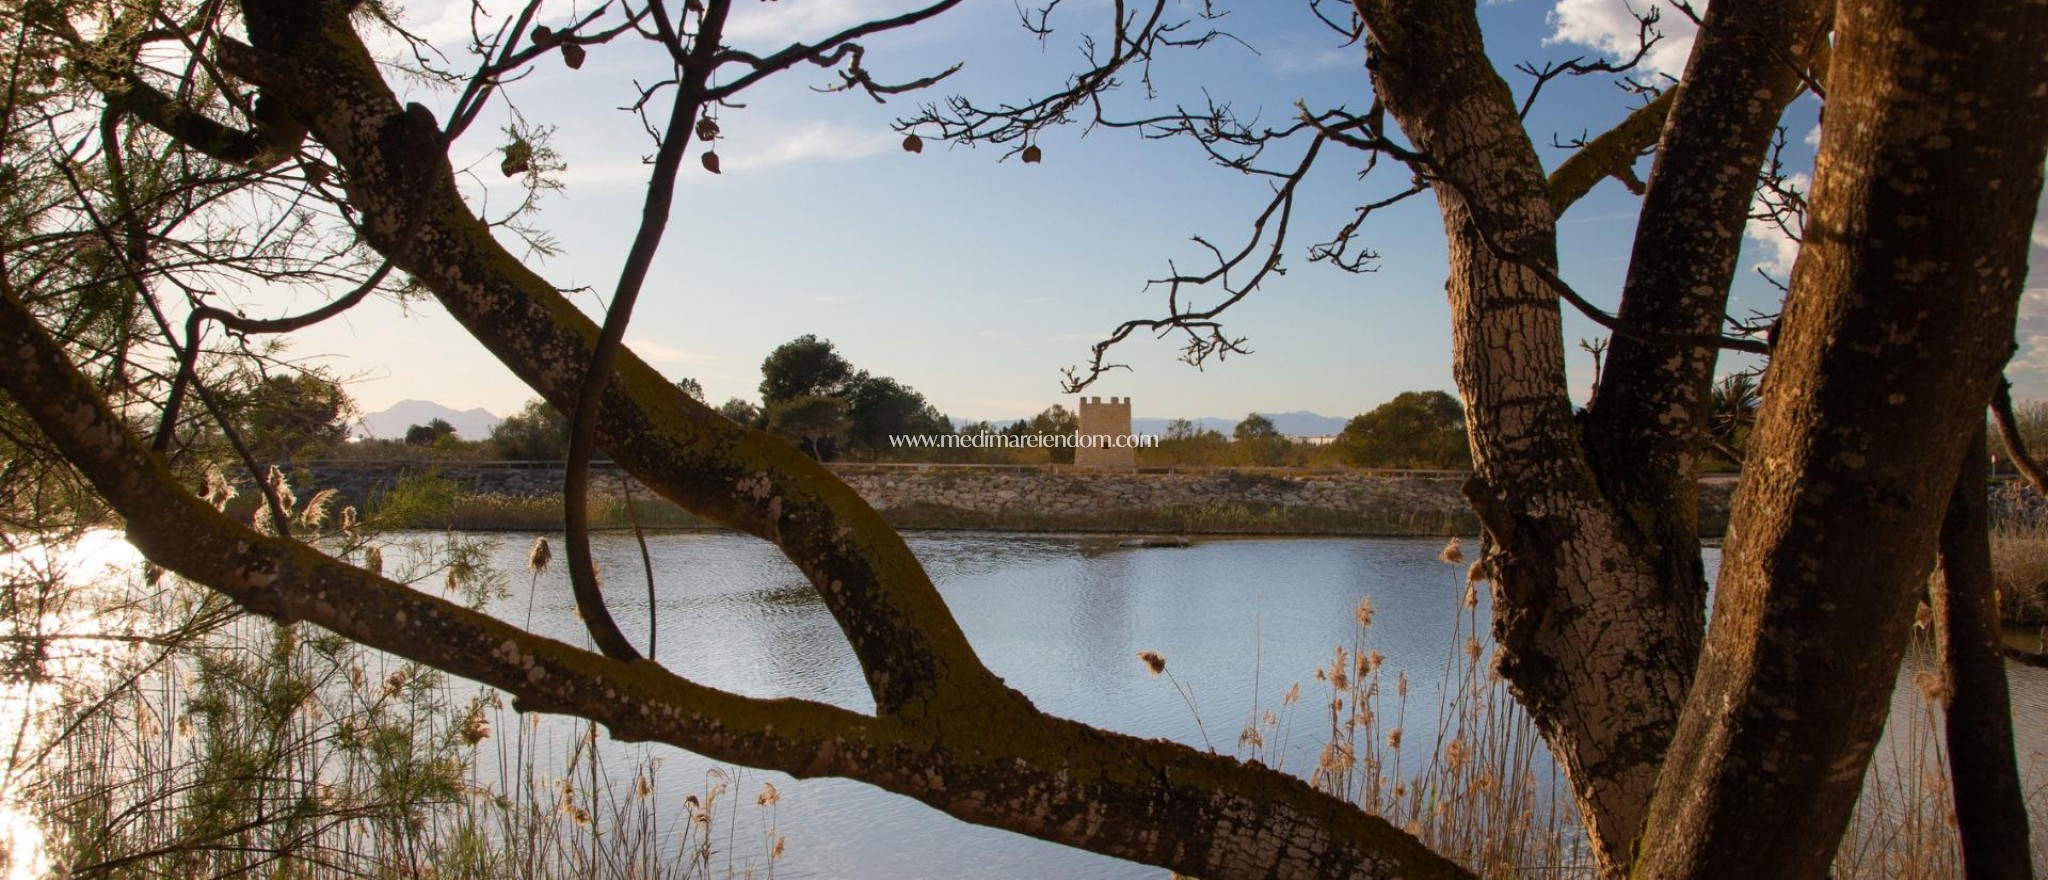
top-left (1064, 134), bottom-right (1327, 392)
top-left (1992, 377), bottom-right (2048, 493)
top-left (1513, 6), bottom-right (1662, 119)
top-left (708, 0), bottom-right (969, 102)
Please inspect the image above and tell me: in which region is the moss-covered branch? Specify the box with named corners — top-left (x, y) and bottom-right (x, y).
top-left (229, 0), bottom-right (995, 721)
top-left (1545, 89), bottom-right (1672, 212)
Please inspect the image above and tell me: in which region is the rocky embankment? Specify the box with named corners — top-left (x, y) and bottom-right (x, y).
top-left (284, 461), bottom-right (1739, 538)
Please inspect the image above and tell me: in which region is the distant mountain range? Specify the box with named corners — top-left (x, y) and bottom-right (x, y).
top-left (956, 411), bottom-right (1351, 438)
top-left (356, 400), bottom-right (501, 441)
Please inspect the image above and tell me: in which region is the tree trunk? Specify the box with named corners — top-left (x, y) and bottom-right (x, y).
top-left (1936, 427), bottom-right (2036, 880)
top-left (1355, 2), bottom-right (1695, 868)
top-left (1580, 0), bottom-right (1831, 686)
top-left (1634, 0), bottom-right (2048, 872)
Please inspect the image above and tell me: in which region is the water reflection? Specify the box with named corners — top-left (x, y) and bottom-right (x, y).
top-left (471, 531), bottom-right (2042, 879)
top-left (19, 530), bottom-right (2039, 879)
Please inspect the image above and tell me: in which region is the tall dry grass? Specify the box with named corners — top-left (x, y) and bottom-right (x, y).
top-left (1180, 537), bottom-right (2038, 879)
top-left (1991, 520), bottom-right (2048, 626)
top-left (4, 491), bottom-right (780, 879)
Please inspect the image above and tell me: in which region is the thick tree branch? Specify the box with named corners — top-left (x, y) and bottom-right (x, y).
top-left (1580, 0), bottom-right (1831, 555)
top-left (231, 0), bottom-right (988, 719)
top-left (1546, 89), bottom-right (1673, 213)
top-left (0, 100), bottom-right (1478, 880)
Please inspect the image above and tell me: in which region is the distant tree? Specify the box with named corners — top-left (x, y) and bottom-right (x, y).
top-left (1144, 426), bottom-right (1230, 467)
top-left (1030, 404), bottom-right (1080, 465)
top-left (1232, 413), bottom-right (1281, 442)
top-left (241, 372), bottom-right (355, 460)
top-left (842, 372), bottom-right (949, 453)
top-left (676, 378), bottom-right (706, 402)
top-left (1334, 391), bottom-right (1470, 469)
top-left (489, 400), bottom-right (571, 460)
top-left (404, 418), bottom-right (457, 447)
top-left (1228, 413), bottom-right (1288, 466)
top-left (717, 397), bottom-right (763, 428)
top-left (759, 335), bottom-right (853, 407)
top-left (1704, 373), bottom-right (1762, 467)
top-left (767, 395), bottom-right (849, 461)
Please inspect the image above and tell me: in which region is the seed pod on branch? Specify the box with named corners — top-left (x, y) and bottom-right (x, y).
top-left (500, 138), bottom-right (533, 176)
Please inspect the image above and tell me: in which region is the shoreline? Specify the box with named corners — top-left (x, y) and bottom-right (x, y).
top-left (283, 460), bottom-right (1735, 539)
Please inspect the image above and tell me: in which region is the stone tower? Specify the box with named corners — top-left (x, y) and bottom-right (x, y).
top-left (1075, 396), bottom-right (1136, 468)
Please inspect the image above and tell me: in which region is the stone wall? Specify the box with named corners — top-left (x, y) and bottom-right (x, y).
top-left (285, 461), bottom-right (1739, 537)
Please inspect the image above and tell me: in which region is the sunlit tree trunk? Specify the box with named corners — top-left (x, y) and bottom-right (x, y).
top-left (1635, 0), bottom-right (2047, 872)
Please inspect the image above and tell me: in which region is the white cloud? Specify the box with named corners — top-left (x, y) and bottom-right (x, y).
top-left (1803, 123), bottom-right (1823, 148)
top-left (720, 0), bottom-right (905, 45)
top-left (2009, 289), bottom-right (2048, 384)
top-left (1546, 0), bottom-right (1704, 79)
top-left (715, 120), bottom-right (894, 173)
top-left (625, 337), bottom-right (716, 365)
top-left (2034, 213), bottom-right (2048, 250)
top-left (558, 120), bottom-right (894, 189)
top-left (372, 0), bottom-right (536, 49)
top-left (1744, 171), bottom-right (1808, 277)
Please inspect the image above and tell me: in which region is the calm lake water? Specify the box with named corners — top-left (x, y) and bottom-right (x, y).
top-left (444, 531), bottom-right (2048, 879)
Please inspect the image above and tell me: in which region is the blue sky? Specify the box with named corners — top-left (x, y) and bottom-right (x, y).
top-left (284, 0), bottom-right (2045, 424)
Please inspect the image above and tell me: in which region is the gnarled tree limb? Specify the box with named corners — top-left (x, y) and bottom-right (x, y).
top-left (0, 37), bottom-right (1474, 880)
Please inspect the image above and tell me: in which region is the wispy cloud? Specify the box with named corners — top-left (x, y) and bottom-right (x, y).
top-left (560, 120), bottom-right (895, 189)
top-left (717, 120), bottom-right (895, 173)
top-left (799, 292), bottom-right (874, 305)
top-left (1266, 42), bottom-right (1360, 75)
top-left (2008, 289), bottom-right (2048, 392)
top-left (376, 0), bottom-right (537, 49)
top-left (721, 0), bottom-right (906, 45)
top-left (625, 337), bottom-right (716, 365)
top-left (1546, 0), bottom-right (1703, 79)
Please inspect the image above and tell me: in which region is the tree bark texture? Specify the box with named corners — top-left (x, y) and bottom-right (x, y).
top-left (1634, 0), bottom-right (2048, 873)
top-left (1580, 0), bottom-right (1832, 677)
top-left (1352, 0), bottom-right (1828, 867)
